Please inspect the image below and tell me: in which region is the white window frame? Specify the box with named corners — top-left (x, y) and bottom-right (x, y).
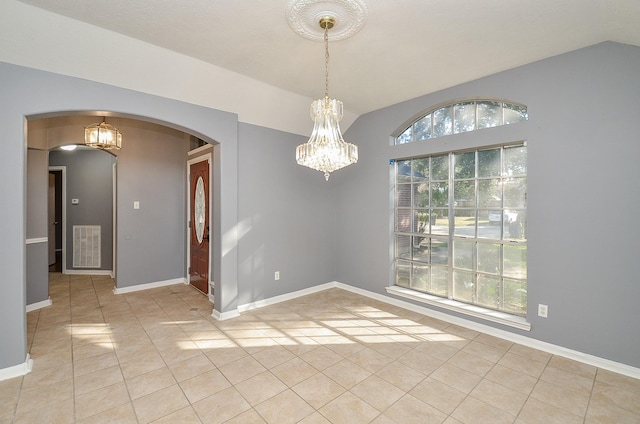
top-left (389, 100), bottom-right (530, 331)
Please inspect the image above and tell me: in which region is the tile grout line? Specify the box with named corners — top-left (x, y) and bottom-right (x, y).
top-left (582, 367), bottom-right (599, 424)
top-left (20, 276), bottom-right (640, 424)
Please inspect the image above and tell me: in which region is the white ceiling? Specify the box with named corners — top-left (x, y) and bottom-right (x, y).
top-left (15, 0), bottom-right (640, 117)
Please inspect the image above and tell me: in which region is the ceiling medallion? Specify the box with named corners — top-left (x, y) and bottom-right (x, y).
top-left (286, 0), bottom-right (368, 42)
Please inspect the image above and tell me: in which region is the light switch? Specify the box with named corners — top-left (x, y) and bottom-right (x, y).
top-left (133, 201), bottom-right (140, 209)
top-left (71, 198), bottom-right (79, 205)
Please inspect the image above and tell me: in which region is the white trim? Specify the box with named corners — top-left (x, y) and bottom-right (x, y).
top-left (231, 281), bottom-right (640, 380)
top-left (344, 283), bottom-right (640, 379)
top-left (187, 143), bottom-right (213, 157)
top-left (208, 281), bottom-right (215, 304)
top-left (25, 237), bottom-right (47, 244)
top-left (49, 166), bottom-right (66, 273)
top-left (0, 355), bottom-right (33, 381)
top-left (237, 282), bottom-right (336, 313)
top-left (65, 269), bottom-right (112, 276)
top-left (211, 308), bottom-right (240, 321)
top-left (385, 286), bottom-right (531, 331)
top-left (113, 277), bottom-right (186, 294)
top-left (112, 161), bottom-right (117, 279)
top-left (26, 297), bottom-right (52, 312)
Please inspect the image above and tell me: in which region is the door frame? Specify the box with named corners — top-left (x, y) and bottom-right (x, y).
top-left (112, 161), bottom-right (117, 279)
top-left (48, 166), bottom-right (66, 273)
top-left (187, 151), bottom-right (213, 302)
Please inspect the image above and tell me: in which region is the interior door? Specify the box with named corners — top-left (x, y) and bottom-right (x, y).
top-left (189, 160), bottom-right (210, 294)
top-left (48, 169), bottom-right (63, 272)
top-left (48, 173), bottom-right (56, 266)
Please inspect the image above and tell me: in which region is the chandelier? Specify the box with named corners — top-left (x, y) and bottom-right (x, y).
top-left (296, 16), bottom-right (358, 181)
top-left (85, 117), bottom-right (122, 150)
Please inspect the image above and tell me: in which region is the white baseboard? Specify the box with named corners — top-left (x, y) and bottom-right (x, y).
top-left (211, 282), bottom-right (335, 322)
top-left (237, 282), bottom-right (335, 313)
top-left (338, 282), bottom-right (640, 380)
top-left (26, 297), bottom-right (52, 312)
top-left (212, 308), bottom-right (240, 321)
top-left (231, 281), bottom-right (640, 380)
top-left (0, 355), bottom-right (32, 381)
top-left (113, 278), bottom-right (186, 294)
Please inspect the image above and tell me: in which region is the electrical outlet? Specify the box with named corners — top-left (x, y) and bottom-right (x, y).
top-left (538, 304), bottom-right (548, 318)
top-left (274, 271), bottom-right (280, 281)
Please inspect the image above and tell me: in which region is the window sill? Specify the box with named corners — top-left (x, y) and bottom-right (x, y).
top-left (385, 286), bottom-right (531, 331)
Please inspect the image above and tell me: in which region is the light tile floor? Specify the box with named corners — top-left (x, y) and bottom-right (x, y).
top-left (1, 273), bottom-right (639, 423)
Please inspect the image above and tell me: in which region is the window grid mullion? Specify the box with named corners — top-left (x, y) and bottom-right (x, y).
top-left (475, 102), bottom-right (479, 131)
top-left (409, 160), bottom-right (415, 289)
top-left (473, 150), bottom-right (479, 305)
top-left (393, 139), bottom-right (526, 316)
top-left (498, 148), bottom-right (505, 309)
top-left (447, 153), bottom-right (455, 300)
top-left (499, 243), bottom-right (505, 311)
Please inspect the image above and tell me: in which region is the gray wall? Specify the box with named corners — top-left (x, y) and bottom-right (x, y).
top-left (26, 149), bottom-right (48, 239)
top-left (26, 149), bottom-right (49, 305)
top-left (338, 42), bottom-right (640, 368)
top-left (0, 61), bottom-right (239, 370)
top-left (2, 42), bottom-right (639, 373)
top-left (114, 118), bottom-right (188, 287)
top-left (237, 123), bottom-right (336, 305)
top-left (26, 243), bottom-right (48, 305)
top-left (49, 148), bottom-right (115, 272)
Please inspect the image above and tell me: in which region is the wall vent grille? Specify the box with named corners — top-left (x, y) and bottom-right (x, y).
top-left (73, 225), bottom-right (101, 268)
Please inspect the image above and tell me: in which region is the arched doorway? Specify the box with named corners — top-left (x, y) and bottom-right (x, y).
top-left (1, 62), bottom-right (240, 374)
top-left (26, 114), bottom-right (218, 309)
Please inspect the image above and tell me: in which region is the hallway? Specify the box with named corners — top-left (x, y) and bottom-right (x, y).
top-left (1, 274), bottom-right (638, 423)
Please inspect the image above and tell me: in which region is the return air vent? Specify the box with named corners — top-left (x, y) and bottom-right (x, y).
top-left (73, 225), bottom-right (101, 268)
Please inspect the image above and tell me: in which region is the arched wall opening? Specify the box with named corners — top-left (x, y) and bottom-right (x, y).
top-left (0, 61), bottom-right (239, 373)
top-left (28, 114), bottom-right (215, 298)
top-left (24, 111), bottom-right (236, 306)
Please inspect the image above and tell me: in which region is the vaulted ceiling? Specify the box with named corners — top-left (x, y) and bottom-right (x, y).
top-left (12, 0), bottom-right (640, 133)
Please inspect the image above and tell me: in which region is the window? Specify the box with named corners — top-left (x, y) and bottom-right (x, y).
top-left (393, 144), bottom-right (527, 317)
top-left (396, 100), bottom-right (527, 145)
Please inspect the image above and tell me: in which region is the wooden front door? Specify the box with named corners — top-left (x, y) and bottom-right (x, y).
top-left (189, 160), bottom-right (210, 294)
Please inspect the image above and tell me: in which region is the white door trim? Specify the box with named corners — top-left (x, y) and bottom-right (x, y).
top-left (112, 161), bottom-right (117, 279)
top-left (187, 152), bottom-right (213, 301)
top-left (48, 166), bottom-right (66, 273)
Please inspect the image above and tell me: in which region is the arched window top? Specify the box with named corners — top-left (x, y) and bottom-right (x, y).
top-left (395, 100), bottom-right (527, 145)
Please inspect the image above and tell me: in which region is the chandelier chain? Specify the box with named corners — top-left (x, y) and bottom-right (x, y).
top-left (324, 24), bottom-right (330, 98)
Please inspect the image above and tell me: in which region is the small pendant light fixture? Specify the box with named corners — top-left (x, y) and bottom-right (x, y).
top-left (84, 117), bottom-right (122, 150)
top-left (295, 16), bottom-right (358, 181)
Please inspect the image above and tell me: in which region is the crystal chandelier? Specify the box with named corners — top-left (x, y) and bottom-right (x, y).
top-left (296, 16), bottom-right (358, 181)
top-left (85, 117), bottom-right (122, 150)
